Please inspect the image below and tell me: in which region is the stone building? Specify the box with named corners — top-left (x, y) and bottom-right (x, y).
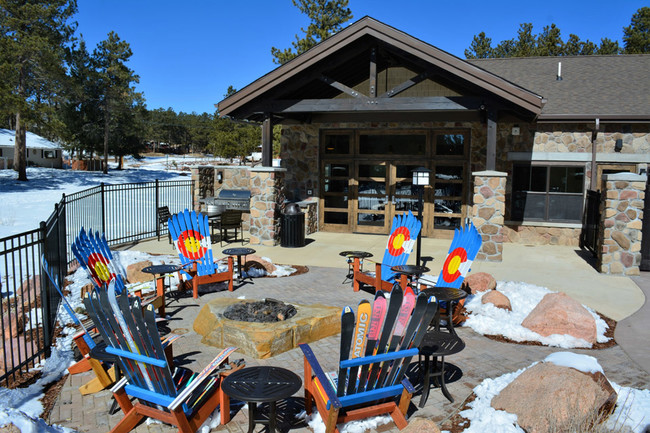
top-left (214, 17), bottom-right (649, 271)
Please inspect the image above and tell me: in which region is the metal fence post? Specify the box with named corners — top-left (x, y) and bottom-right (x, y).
top-left (155, 179), bottom-right (160, 239)
top-left (39, 221), bottom-right (52, 358)
top-left (101, 182), bottom-right (106, 234)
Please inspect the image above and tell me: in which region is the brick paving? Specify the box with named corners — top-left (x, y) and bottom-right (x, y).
top-left (48, 266), bottom-right (650, 432)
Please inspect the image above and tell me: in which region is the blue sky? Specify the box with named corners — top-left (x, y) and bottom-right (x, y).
top-left (76, 1), bottom-right (647, 115)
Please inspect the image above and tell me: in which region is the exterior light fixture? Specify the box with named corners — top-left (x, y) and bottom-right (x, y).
top-left (411, 167), bottom-right (431, 267)
top-left (217, 171), bottom-right (223, 183)
top-left (615, 139), bottom-right (623, 152)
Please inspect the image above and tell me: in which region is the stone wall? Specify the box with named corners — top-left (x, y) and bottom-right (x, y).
top-left (472, 171), bottom-right (507, 261)
top-left (249, 167), bottom-right (286, 246)
top-left (597, 173), bottom-right (646, 275)
top-left (502, 225), bottom-right (581, 246)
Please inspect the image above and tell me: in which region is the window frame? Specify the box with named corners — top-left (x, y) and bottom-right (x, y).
top-left (510, 163), bottom-right (586, 224)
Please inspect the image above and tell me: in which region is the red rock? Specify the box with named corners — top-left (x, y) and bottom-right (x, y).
top-left (243, 254), bottom-right (277, 273)
top-left (521, 292), bottom-right (597, 344)
top-left (126, 260), bottom-right (154, 284)
top-left (461, 272), bottom-right (496, 294)
top-left (482, 290), bottom-right (511, 311)
top-left (492, 362), bottom-right (617, 433)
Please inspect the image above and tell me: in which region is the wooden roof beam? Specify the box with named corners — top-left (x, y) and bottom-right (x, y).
top-left (319, 75), bottom-right (368, 98)
top-left (379, 70), bottom-right (432, 98)
top-left (253, 96), bottom-right (481, 113)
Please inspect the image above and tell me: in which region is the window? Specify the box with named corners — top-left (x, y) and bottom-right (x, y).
top-left (43, 150), bottom-right (57, 159)
top-left (511, 165), bottom-right (585, 223)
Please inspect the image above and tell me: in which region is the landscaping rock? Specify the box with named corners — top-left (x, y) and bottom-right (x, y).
top-left (243, 254), bottom-right (277, 273)
top-left (126, 260), bottom-right (154, 284)
top-left (401, 417), bottom-right (441, 433)
top-left (521, 292), bottom-right (597, 344)
top-left (461, 272), bottom-right (496, 293)
top-left (482, 290), bottom-right (511, 311)
top-left (491, 362), bottom-right (617, 433)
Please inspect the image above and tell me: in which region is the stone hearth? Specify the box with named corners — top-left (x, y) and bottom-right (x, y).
top-left (193, 298), bottom-right (341, 358)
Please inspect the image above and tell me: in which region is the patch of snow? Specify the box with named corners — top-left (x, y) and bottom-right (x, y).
top-left (544, 352), bottom-right (603, 374)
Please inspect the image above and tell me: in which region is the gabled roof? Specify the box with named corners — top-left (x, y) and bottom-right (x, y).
top-left (0, 129), bottom-right (62, 149)
top-left (468, 55), bottom-right (650, 121)
top-left (217, 16), bottom-right (545, 120)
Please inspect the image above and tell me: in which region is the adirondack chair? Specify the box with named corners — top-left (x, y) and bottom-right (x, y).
top-left (41, 256), bottom-right (116, 395)
top-left (168, 209), bottom-right (234, 298)
top-left (71, 228), bottom-right (164, 313)
top-left (83, 284), bottom-right (241, 433)
top-left (300, 288), bottom-right (438, 433)
top-left (351, 211), bottom-right (422, 293)
top-left (418, 222), bottom-right (482, 324)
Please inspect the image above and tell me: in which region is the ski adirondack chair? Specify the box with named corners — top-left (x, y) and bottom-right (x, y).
top-left (351, 211), bottom-right (422, 293)
top-left (72, 228), bottom-right (164, 313)
top-left (83, 284), bottom-right (241, 433)
top-left (41, 256), bottom-right (117, 395)
top-left (418, 222), bottom-right (482, 324)
top-left (168, 209), bottom-right (234, 298)
top-left (300, 286), bottom-right (438, 433)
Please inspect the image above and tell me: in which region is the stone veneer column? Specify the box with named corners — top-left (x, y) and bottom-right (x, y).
top-left (190, 166), bottom-right (215, 212)
top-left (472, 171), bottom-right (507, 262)
top-left (598, 173), bottom-right (646, 275)
top-left (248, 167), bottom-right (286, 246)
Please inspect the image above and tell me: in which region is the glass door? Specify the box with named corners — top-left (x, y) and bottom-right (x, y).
top-left (321, 161), bottom-right (351, 232)
top-left (391, 162), bottom-right (424, 224)
top-left (354, 162), bottom-right (390, 233)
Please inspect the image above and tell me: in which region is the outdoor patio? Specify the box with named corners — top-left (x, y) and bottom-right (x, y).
top-left (47, 233), bottom-right (650, 433)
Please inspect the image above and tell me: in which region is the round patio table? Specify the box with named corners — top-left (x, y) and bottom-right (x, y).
top-left (420, 286), bottom-right (468, 331)
top-left (223, 247), bottom-right (256, 283)
top-left (222, 366), bottom-right (302, 433)
top-left (339, 251), bottom-right (373, 284)
top-left (141, 264), bottom-right (183, 316)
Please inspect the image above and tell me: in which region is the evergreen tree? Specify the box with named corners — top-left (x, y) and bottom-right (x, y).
top-left (596, 38), bottom-right (621, 55)
top-left (92, 31), bottom-right (143, 173)
top-left (464, 32), bottom-right (494, 59)
top-left (0, 0), bottom-right (77, 180)
top-left (536, 24), bottom-right (563, 56)
top-left (623, 6), bottom-right (650, 53)
top-left (271, 0), bottom-right (352, 65)
top-left (513, 23), bottom-right (536, 57)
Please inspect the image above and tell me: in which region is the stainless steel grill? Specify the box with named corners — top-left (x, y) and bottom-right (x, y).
top-left (205, 189), bottom-right (251, 213)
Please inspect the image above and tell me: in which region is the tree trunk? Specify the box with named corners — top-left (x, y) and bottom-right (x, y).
top-left (103, 105), bottom-right (109, 174)
top-left (117, 155), bottom-right (123, 170)
top-left (13, 112), bottom-right (28, 181)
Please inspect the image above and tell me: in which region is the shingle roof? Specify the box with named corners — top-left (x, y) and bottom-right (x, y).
top-left (0, 129), bottom-right (62, 149)
top-left (467, 55), bottom-right (650, 119)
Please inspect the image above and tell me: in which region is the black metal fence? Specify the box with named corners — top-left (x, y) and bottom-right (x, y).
top-left (0, 179), bottom-right (193, 387)
top-left (580, 189), bottom-right (601, 257)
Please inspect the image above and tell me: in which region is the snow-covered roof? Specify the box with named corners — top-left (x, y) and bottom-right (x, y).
top-left (0, 128), bottom-right (62, 150)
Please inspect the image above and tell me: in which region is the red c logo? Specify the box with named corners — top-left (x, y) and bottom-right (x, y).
top-left (387, 226), bottom-right (411, 256)
top-left (442, 247), bottom-right (468, 283)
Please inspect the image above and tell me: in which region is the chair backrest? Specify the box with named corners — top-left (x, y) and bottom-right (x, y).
top-left (325, 288), bottom-right (438, 404)
top-left (435, 222), bottom-right (482, 288)
top-left (157, 206), bottom-right (171, 225)
top-left (380, 211), bottom-right (422, 282)
top-left (168, 209), bottom-right (216, 277)
top-left (71, 227), bottom-right (127, 294)
top-left (220, 210), bottom-right (242, 227)
top-left (83, 287), bottom-right (182, 404)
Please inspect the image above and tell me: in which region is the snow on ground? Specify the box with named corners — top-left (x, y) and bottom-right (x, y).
top-left (463, 281), bottom-right (611, 348)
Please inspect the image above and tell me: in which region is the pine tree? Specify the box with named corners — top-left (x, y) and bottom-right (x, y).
top-left (623, 7), bottom-right (650, 54)
top-left (271, 0), bottom-right (352, 65)
top-left (596, 38), bottom-right (620, 55)
top-left (0, 0), bottom-right (77, 181)
top-left (536, 24), bottom-right (563, 57)
top-left (464, 32), bottom-right (494, 59)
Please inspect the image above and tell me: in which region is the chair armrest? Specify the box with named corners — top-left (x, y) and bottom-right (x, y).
top-left (299, 343), bottom-right (342, 410)
top-left (169, 346), bottom-right (238, 410)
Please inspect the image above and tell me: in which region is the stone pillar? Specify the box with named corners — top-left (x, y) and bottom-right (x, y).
top-left (598, 173), bottom-right (646, 275)
top-left (190, 166), bottom-right (215, 212)
top-left (248, 167), bottom-right (286, 246)
top-left (472, 171), bottom-right (507, 262)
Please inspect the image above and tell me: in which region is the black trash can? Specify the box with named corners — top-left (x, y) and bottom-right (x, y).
top-left (281, 203), bottom-right (305, 248)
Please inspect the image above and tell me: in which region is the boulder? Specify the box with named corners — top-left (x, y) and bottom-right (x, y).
top-left (482, 290), bottom-right (512, 311)
top-left (127, 260), bottom-right (154, 284)
top-left (243, 254), bottom-right (277, 274)
top-left (521, 292), bottom-right (597, 344)
top-left (401, 417), bottom-right (441, 433)
top-left (491, 362), bottom-right (617, 433)
top-left (461, 272), bottom-right (496, 294)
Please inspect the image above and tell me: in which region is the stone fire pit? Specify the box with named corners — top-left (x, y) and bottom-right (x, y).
top-left (194, 298), bottom-right (341, 359)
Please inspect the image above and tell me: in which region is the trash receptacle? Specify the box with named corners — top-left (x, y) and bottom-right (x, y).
top-left (281, 203), bottom-right (305, 247)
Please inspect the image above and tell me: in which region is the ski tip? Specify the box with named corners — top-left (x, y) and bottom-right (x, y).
top-left (427, 295), bottom-right (437, 304)
top-left (358, 299), bottom-right (370, 305)
top-left (342, 305), bottom-right (353, 315)
top-left (375, 291), bottom-right (386, 299)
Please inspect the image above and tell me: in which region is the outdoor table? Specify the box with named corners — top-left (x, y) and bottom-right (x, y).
top-left (339, 250), bottom-right (373, 284)
top-left (390, 264), bottom-right (430, 291)
top-left (221, 366), bottom-right (302, 433)
top-left (141, 264), bottom-right (183, 316)
top-left (222, 247), bottom-right (256, 284)
top-left (420, 286), bottom-right (468, 331)
top-left (418, 327), bottom-right (466, 406)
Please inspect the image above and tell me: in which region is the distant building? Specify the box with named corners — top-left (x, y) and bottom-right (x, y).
top-left (0, 129), bottom-right (63, 169)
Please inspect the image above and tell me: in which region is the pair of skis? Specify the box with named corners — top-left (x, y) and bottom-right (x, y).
top-left (337, 283), bottom-right (438, 397)
top-left (72, 227), bottom-right (127, 294)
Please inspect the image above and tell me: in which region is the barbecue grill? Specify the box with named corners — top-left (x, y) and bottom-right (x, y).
top-left (204, 189), bottom-right (251, 214)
